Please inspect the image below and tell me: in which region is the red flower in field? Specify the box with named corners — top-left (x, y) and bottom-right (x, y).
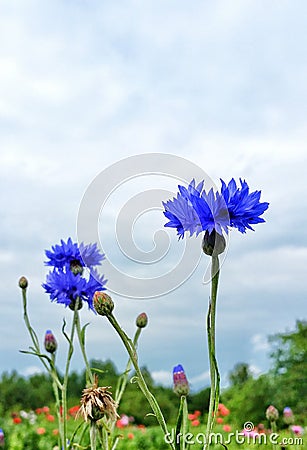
top-left (53, 429), bottom-right (59, 436)
top-left (35, 408), bottom-right (43, 415)
top-left (46, 414), bottom-right (55, 422)
top-left (42, 406), bottom-right (50, 413)
top-left (68, 405), bottom-right (80, 417)
top-left (116, 419), bottom-right (125, 429)
top-left (218, 403), bottom-right (230, 417)
top-left (188, 413), bottom-right (196, 420)
top-left (127, 433), bottom-right (134, 439)
top-left (223, 425), bottom-right (231, 432)
top-left (191, 420), bottom-right (200, 427)
top-left (13, 417), bottom-right (22, 424)
top-left (217, 417), bottom-right (223, 424)
top-left (37, 427), bottom-right (46, 435)
top-left (194, 410), bottom-right (201, 417)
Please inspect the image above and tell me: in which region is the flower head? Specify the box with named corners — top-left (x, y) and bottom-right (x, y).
top-left (163, 178), bottom-right (269, 239)
top-left (173, 364), bottom-right (189, 396)
top-left (43, 239), bottom-right (107, 311)
top-left (45, 238), bottom-right (104, 270)
top-left (77, 375), bottom-right (118, 422)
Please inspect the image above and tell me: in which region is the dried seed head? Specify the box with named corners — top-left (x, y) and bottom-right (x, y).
top-left (77, 375), bottom-right (118, 422)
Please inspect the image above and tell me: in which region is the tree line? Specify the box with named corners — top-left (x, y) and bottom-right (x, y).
top-left (0, 320), bottom-right (305, 427)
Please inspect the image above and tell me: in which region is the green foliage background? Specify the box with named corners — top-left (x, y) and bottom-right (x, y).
top-left (0, 321), bottom-right (306, 427)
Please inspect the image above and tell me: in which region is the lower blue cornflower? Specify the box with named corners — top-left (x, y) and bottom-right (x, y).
top-left (163, 178), bottom-right (269, 239)
top-left (42, 269), bottom-right (107, 311)
top-left (43, 238), bottom-right (107, 311)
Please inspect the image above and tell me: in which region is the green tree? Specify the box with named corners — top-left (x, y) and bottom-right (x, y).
top-left (228, 362), bottom-right (252, 387)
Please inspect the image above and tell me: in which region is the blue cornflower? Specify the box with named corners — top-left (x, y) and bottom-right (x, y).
top-left (42, 269), bottom-right (107, 311)
top-left (163, 178), bottom-right (269, 239)
top-left (43, 238), bottom-right (107, 311)
top-left (45, 238), bottom-right (104, 269)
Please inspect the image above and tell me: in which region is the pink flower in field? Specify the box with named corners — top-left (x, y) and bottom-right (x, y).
top-left (223, 425), bottom-right (231, 432)
top-left (191, 420), bottom-right (200, 427)
top-left (46, 414), bottom-right (55, 422)
top-left (291, 425), bottom-right (304, 436)
top-left (37, 427), bottom-right (46, 435)
top-left (217, 417), bottom-right (223, 424)
top-left (218, 403), bottom-right (230, 416)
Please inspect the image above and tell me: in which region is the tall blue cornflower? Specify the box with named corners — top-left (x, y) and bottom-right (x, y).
top-left (42, 238), bottom-right (107, 311)
top-left (163, 178), bottom-right (269, 241)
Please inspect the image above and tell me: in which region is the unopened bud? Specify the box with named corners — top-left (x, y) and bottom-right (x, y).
top-left (19, 276), bottom-right (28, 289)
top-left (266, 405), bottom-right (279, 422)
top-left (173, 364), bottom-right (189, 396)
top-left (283, 407), bottom-right (294, 425)
top-left (94, 292), bottom-right (114, 316)
top-left (44, 330), bottom-right (57, 354)
top-left (0, 428), bottom-right (4, 447)
top-left (202, 230), bottom-right (226, 256)
top-left (136, 312), bottom-right (148, 328)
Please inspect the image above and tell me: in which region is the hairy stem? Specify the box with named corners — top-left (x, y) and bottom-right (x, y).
top-left (107, 313), bottom-right (175, 450)
top-left (204, 255), bottom-right (220, 450)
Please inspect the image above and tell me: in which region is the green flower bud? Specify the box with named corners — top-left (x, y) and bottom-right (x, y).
top-left (18, 276), bottom-right (28, 289)
top-left (94, 292), bottom-right (114, 316)
top-left (266, 405), bottom-right (279, 422)
top-left (202, 230), bottom-right (226, 256)
top-left (136, 312), bottom-right (148, 328)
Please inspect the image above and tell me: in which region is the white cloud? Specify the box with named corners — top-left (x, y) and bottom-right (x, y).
top-left (151, 370), bottom-right (172, 387)
top-left (21, 365), bottom-right (43, 377)
top-left (251, 334), bottom-right (270, 353)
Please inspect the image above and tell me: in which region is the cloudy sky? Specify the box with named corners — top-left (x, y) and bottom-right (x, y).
top-left (0, 0), bottom-right (306, 392)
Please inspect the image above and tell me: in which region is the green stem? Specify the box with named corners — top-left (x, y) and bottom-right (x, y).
top-left (62, 308), bottom-right (78, 450)
top-left (271, 421), bottom-right (277, 450)
top-left (21, 288), bottom-right (49, 372)
top-left (107, 313), bottom-right (175, 450)
top-left (50, 354), bottom-right (64, 450)
top-left (75, 312), bottom-right (94, 385)
top-left (90, 421), bottom-right (97, 450)
top-left (204, 255), bottom-right (220, 450)
top-left (115, 327), bottom-right (141, 404)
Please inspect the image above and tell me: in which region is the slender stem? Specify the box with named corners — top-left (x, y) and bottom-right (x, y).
top-left (107, 313), bottom-right (176, 450)
top-left (50, 354), bottom-right (64, 450)
top-left (62, 308), bottom-right (78, 450)
top-left (21, 288), bottom-right (49, 372)
top-left (75, 312), bottom-right (94, 385)
top-left (204, 256), bottom-right (220, 450)
top-left (271, 421), bottom-right (277, 450)
top-left (90, 421), bottom-right (97, 450)
top-left (115, 327), bottom-right (141, 404)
